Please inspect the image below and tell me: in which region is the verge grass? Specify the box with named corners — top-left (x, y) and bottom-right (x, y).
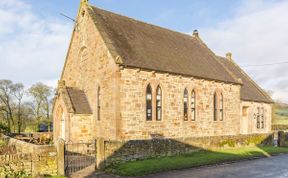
top-left (106, 146), bottom-right (288, 177)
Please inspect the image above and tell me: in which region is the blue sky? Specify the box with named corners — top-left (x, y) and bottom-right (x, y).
top-left (26, 0), bottom-right (242, 32)
top-left (0, 0), bottom-right (288, 102)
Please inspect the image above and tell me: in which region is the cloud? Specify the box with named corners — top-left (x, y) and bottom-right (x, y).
top-left (0, 0), bottom-right (72, 88)
top-left (200, 0), bottom-right (288, 103)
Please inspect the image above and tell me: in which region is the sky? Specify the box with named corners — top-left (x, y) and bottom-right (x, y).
top-left (0, 0), bottom-right (287, 103)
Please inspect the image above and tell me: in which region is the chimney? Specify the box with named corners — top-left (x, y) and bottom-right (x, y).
top-left (226, 52), bottom-right (232, 61)
top-left (192, 30), bottom-right (199, 38)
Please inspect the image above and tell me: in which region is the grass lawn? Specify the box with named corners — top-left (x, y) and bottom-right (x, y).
top-left (106, 146), bottom-right (288, 177)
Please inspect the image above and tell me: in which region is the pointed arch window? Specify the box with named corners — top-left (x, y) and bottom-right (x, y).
top-left (213, 92), bottom-right (218, 121)
top-left (191, 90), bottom-right (196, 121)
top-left (184, 89), bottom-right (188, 121)
top-left (156, 86), bottom-right (162, 121)
top-left (97, 86), bottom-right (101, 121)
top-left (219, 93), bottom-right (224, 121)
top-left (146, 85), bottom-right (152, 121)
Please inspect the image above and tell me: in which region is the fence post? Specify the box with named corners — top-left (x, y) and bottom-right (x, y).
top-left (96, 137), bottom-right (105, 170)
top-left (57, 139), bottom-right (65, 176)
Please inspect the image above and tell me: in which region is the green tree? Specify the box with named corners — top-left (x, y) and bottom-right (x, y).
top-left (0, 80), bottom-right (15, 132)
top-left (28, 83), bottom-right (52, 131)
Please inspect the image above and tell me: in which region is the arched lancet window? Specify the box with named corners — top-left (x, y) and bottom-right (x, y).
top-left (219, 93), bottom-right (224, 121)
top-left (213, 92), bottom-right (218, 121)
top-left (156, 86), bottom-right (162, 121)
top-left (146, 84), bottom-right (152, 121)
top-left (256, 107), bottom-right (260, 128)
top-left (261, 107), bottom-right (265, 129)
top-left (191, 90), bottom-right (196, 121)
top-left (184, 89), bottom-right (188, 121)
top-left (97, 86), bottom-right (101, 121)
top-left (79, 47), bottom-right (89, 89)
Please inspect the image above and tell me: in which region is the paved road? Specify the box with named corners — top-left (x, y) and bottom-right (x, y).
top-left (72, 154), bottom-right (288, 178)
top-left (146, 154), bottom-right (288, 178)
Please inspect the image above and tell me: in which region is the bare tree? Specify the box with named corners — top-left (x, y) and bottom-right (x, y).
top-left (11, 83), bottom-right (25, 133)
top-left (28, 83), bottom-right (52, 131)
top-left (0, 80), bottom-right (15, 132)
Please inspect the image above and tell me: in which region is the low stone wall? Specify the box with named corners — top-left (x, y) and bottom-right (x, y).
top-left (272, 125), bottom-right (288, 131)
top-left (0, 135), bottom-right (57, 176)
top-left (100, 133), bottom-right (273, 167)
top-left (278, 131), bottom-right (288, 147)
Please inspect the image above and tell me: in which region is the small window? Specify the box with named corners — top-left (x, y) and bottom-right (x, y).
top-left (146, 85), bottom-right (152, 121)
top-left (184, 89), bottom-right (188, 121)
top-left (191, 90), bottom-right (196, 121)
top-left (219, 93), bottom-right (224, 121)
top-left (97, 86), bottom-right (101, 120)
top-left (156, 86), bottom-right (162, 121)
top-left (256, 107), bottom-right (260, 129)
top-left (213, 92), bottom-right (218, 121)
top-left (261, 107), bottom-right (265, 129)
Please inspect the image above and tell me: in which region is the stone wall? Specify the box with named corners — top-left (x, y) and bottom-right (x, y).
top-left (54, 4), bottom-right (120, 141)
top-left (69, 115), bottom-right (94, 141)
top-left (99, 133), bottom-right (273, 167)
top-left (240, 101), bottom-right (272, 135)
top-left (0, 136), bottom-right (57, 176)
top-left (119, 68), bottom-right (241, 140)
top-left (278, 131), bottom-right (288, 147)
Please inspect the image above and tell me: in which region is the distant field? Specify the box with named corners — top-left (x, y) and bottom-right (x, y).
top-left (273, 104), bottom-right (288, 125)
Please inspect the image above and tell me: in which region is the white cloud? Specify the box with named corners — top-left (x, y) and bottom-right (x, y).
top-left (0, 0), bottom-right (72, 88)
top-left (201, 0), bottom-right (288, 103)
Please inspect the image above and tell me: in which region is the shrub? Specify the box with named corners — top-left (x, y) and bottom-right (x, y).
top-left (0, 166), bottom-right (31, 178)
top-left (0, 124), bottom-right (9, 134)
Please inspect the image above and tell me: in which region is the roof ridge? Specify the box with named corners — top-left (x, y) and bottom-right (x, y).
top-left (216, 57), bottom-right (242, 85)
top-left (219, 57), bottom-right (273, 103)
top-left (86, 3), bottom-right (242, 85)
top-left (88, 5), bottom-right (198, 41)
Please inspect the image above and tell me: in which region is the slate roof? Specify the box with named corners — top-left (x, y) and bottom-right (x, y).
top-left (66, 87), bottom-right (92, 114)
top-left (87, 5), bottom-right (240, 84)
top-left (218, 57), bottom-right (273, 103)
top-left (86, 4), bottom-right (272, 103)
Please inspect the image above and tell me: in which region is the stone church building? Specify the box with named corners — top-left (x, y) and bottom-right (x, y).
top-left (53, 0), bottom-right (273, 142)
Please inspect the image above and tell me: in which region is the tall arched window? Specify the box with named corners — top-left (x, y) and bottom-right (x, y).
top-left (97, 86), bottom-right (101, 121)
top-left (191, 90), bottom-right (196, 121)
top-left (184, 89), bottom-right (188, 121)
top-left (213, 92), bottom-right (218, 121)
top-left (156, 86), bottom-right (162, 121)
top-left (146, 85), bottom-right (152, 121)
top-left (219, 93), bottom-right (224, 121)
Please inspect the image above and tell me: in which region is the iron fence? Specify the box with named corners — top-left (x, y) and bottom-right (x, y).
top-left (64, 140), bottom-right (96, 176)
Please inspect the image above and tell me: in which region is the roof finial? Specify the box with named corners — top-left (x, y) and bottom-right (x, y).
top-left (226, 52), bottom-right (232, 61)
top-left (192, 30), bottom-right (199, 38)
top-left (80, 0), bottom-right (89, 7)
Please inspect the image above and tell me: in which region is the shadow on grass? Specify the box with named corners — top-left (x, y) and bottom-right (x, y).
top-left (79, 134), bottom-right (283, 177)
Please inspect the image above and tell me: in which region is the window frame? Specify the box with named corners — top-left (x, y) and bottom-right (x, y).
top-left (156, 85), bottom-right (162, 121)
top-left (97, 86), bottom-right (101, 121)
top-left (191, 90), bottom-right (196, 121)
top-left (213, 92), bottom-right (218, 121)
top-left (256, 107), bottom-right (260, 129)
top-left (146, 84), bottom-right (153, 121)
top-left (184, 88), bottom-right (189, 121)
top-left (219, 93), bottom-right (224, 121)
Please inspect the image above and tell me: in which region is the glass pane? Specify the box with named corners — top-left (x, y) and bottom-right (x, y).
top-left (146, 85), bottom-right (152, 121)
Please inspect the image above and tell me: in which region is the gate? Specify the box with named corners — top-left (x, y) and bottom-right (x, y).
top-left (64, 140), bottom-right (96, 176)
